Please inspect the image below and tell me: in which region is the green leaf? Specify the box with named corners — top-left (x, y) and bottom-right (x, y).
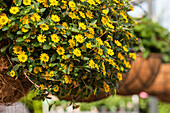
top-left (83, 57), bottom-right (90, 60)
top-left (50, 53), bottom-right (57, 62)
top-left (91, 20), bottom-right (97, 25)
top-left (66, 54), bottom-right (71, 58)
top-left (0, 44), bottom-right (10, 53)
top-left (24, 24), bottom-right (31, 28)
top-left (71, 28), bottom-right (79, 33)
top-left (40, 8), bottom-right (46, 12)
top-left (56, 25), bottom-right (66, 29)
top-left (7, 33), bottom-right (15, 40)
top-left (16, 37), bottom-right (25, 42)
top-left (16, 0), bottom-right (22, 6)
top-left (17, 31), bottom-right (23, 35)
top-left (12, 57), bottom-right (19, 62)
top-left (66, 66), bottom-right (70, 74)
top-left (29, 67), bottom-right (33, 72)
top-left (2, 26), bottom-right (9, 31)
top-left (13, 64), bottom-right (20, 71)
top-left (37, 21), bottom-right (45, 25)
top-left (43, 44), bottom-right (51, 50)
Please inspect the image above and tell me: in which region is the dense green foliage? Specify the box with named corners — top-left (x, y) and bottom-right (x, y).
top-left (134, 18), bottom-right (170, 62)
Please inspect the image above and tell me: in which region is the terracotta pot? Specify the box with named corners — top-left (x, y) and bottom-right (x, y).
top-left (0, 55), bottom-right (32, 105)
top-left (118, 53), bottom-right (162, 95)
top-left (145, 64), bottom-right (170, 101)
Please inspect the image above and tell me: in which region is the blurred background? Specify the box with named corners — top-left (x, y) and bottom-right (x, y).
top-left (1, 0), bottom-right (170, 113)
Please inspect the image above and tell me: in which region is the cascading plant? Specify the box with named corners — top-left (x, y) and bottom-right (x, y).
top-left (0, 0), bottom-right (137, 106)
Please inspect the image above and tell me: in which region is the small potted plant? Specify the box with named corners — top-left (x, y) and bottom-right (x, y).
top-left (118, 17), bottom-right (169, 95)
top-left (0, 0), bottom-right (137, 105)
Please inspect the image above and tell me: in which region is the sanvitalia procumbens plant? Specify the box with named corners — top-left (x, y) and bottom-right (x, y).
top-left (0, 0), bottom-right (137, 103)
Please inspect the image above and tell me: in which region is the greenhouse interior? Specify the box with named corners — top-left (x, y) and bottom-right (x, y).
top-left (0, 0), bottom-right (170, 113)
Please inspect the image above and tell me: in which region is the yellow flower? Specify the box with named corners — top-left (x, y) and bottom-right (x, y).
top-left (51, 14), bottom-right (60, 22)
top-left (18, 52), bottom-right (28, 63)
top-left (10, 7), bottom-right (19, 14)
top-left (89, 59), bottom-right (95, 68)
top-left (62, 55), bottom-right (67, 60)
top-left (86, 42), bottom-right (92, 49)
top-left (40, 84), bottom-right (44, 90)
top-left (98, 48), bottom-right (103, 55)
top-left (102, 10), bottom-right (108, 15)
top-left (20, 15), bottom-right (29, 25)
top-left (95, 64), bottom-right (99, 70)
top-left (88, 27), bottom-right (94, 34)
top-left (87, 0), bottom-right (95, 5)
top-left (0, 14), bottom-right (9, 25)
top-left (101, 17), bottom-right (108, 25)
top-left (84, 33), bottom-right (94, 39)
top-left (95, 0), bottom-right (101, 4)
top-left (21, 27), bottom-right (29, 32)
top-left (57, 47), bottom-right (65, 55)
top-left (129, 53), bottom-right (136, 59)
top-left (40, 53), bottom-right (49, 62)
top-left (108, 58), bottom-right (116, 66)
top-left (37, 34), bottom-right (46, 43)
top-left (79, 11), bottom-right (86, 18)
top-left (68, 39), bottom-right (75, 47)
top-left (64, 75), bottom-right (72, 84)
top-left (49, 71), bottom-right (55, 77)
top-left (13, 45), bottom-right (22, 54)
top-left (40, 23), bottom-right (49, 31)
top-left (118, 53), bottom-right (125, 60)
top-left (51, 34), bottom-right (60, 43)
top-left (107, 49), bottom-right (114, 56)
top-left (75, 34), bottom-right (84, 43)
top-left (73, 48), bottom-right (81, 57)
top-left (54, 85), bottom-right (59, 92)
top-left (23, 0), bottom-right (31, 5)
top-left (27, 47), bottom-right (34, 52)
top-left (104, 41), bottom-right (111, 48)
top-left (123, 46), bottom-right (128, 52)
top-left (124, 60), bottom-right (131, 68)
top-left (114, 40), bottom-right (122, 46)
top-left (79, 22), bottom-right (86, 30)
top-left (49, 0), bottom-right (59, 6)
top-left (107, 35), bottom-right (113, 41)
top-left (33, 67), bottom-right (42, 74)
top-left (96, 38), bottom-right (103, 45)
top-left (30, 13), bottom-right (41, 22)
top-left (10, 70), bottom-right (15, 77)
top-left (62, 22), bottom-right (68, 29)
top-left (69, 1), bottom-right (76, 8)
top-left (103, 83), bottom-right (110, 93)
top-left (117, 72), bottom-right (122, 81)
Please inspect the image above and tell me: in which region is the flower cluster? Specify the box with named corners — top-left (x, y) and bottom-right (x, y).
top-left (0, 0), bottom-right (137, 101)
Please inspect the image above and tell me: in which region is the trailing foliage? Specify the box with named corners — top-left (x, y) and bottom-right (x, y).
top-left (0, 0), bottom-right (137, 103)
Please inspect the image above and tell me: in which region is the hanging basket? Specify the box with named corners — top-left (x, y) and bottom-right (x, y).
top-left (0, 55), bottom-right (32, 105)
top-left (145, 63), bottom-right (170, 97)
top-left (118, 53), bottom-right (162, 95)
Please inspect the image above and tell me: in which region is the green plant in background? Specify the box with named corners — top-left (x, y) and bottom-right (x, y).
top-left (134, 17), bottom-right (170, 62)
top-left (80, 95), bottom-right (133, 111)
top-left (20, 90), bottom-right (42, 113)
